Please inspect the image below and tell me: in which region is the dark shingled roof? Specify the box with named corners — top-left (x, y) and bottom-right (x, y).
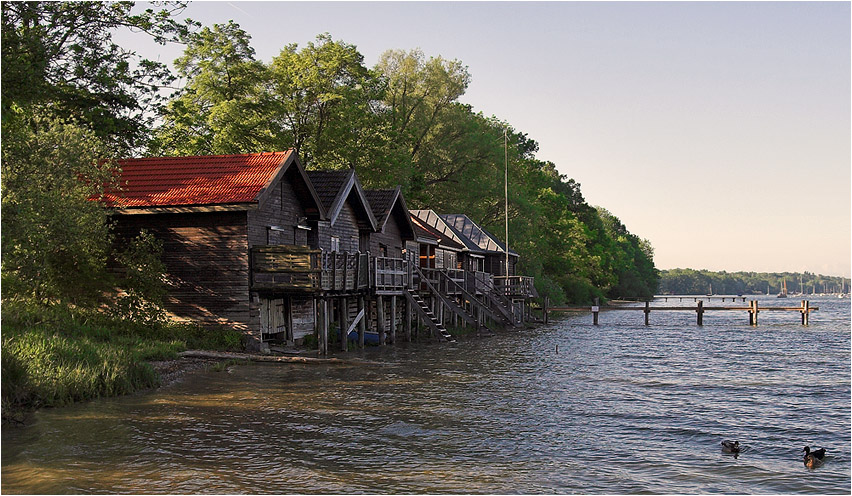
top-left (306, 170), bottom-right (351, 212)
top-left (364, 189), bottom-right (397, 227)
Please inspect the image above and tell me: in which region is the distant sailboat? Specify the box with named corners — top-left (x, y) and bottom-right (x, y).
top-left (777, 279), bottom-right (788, 298)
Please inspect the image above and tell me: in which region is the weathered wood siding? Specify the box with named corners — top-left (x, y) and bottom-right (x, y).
top-left (247, 173), bottom-right (309, 248)
top-left (370, 212), bottom-right (404, 258)
top-left (112, 211), bottom-right (251, 333)
top-left (435, 248), bottom-right (457, 270)
top-left (318, 200), bottom-right (362, 253)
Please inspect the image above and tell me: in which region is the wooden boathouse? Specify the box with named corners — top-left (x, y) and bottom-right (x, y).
top-left (104, 151), bottom-right (538, 353)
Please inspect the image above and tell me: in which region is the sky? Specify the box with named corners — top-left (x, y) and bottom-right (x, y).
top-left (119, 1), bottom-right (851, 277)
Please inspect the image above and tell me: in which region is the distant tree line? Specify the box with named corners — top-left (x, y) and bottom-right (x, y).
top-left (659, 268), bottom-right (848, 296)
top-left (2, 1), bottom-right (659, 311)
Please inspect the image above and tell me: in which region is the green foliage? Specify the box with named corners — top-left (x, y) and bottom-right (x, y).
top-left (110, 230), bottom-right (168, 324)
top-left (659, 269), bottom-right (848, 295)
top-left (151, 21), bottom-right (274, 155)
top-left (1, 111), bottom-right (117, 305)
top-left (1, 1), bottom-right (195, 151)
top-left (268, 33), bottom-right (386, 169)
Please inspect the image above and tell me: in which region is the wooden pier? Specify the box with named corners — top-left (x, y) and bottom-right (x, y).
top-left (549, 300), bottom-right (818, 326)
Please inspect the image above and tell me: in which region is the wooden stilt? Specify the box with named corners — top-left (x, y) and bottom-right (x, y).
top-left (644, 301), bottom-right (650, 326)
top-left (358, 296), bottom-right (366, 348)
top-left (390, 295), bottom-right (397, 344)
top-left (286, 296), bottom-right (295, 346)
top-left (321, 299), bottom-right (329, 355)
top-left (340, 297), bottom-right (349, 352)
top-left (802, 300), bottom-right (809, 326)
top-left (377, 295), bottom-right (386, 345)
top-left (404, 296), bottom-right (412, 342)
top-left (751, 300), bottom-right (760, 326)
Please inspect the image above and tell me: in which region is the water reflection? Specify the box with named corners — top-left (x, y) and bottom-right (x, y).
top-left (2, 297), bottom-right (850, 494)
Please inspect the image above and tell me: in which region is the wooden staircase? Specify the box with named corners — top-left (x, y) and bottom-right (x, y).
top-left (404, 289), bottom-right (456, 343)
top-left (434, 270), bottom-right (510, 329)
top-left (485, 286), bottom-right (518, 327)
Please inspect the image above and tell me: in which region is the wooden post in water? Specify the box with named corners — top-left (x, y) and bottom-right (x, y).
top-left (592, 298), bottom-right (600, 325)
top-left (377, 295), bottom-right (386, 346)
top-left (339, 297), bottom-right (349, 352)
top-left (390, 295), bottom-right (398, 344)
top-left (404, 296), bottom-right (412, 342)
top-left (644, 301), bottom-right (650, 326)
top-left (696, 300), bottom-right (704, 326)
top-left (358, 296), bottom-right (366, 348)
top-left (801, 300), bottom-right (810, 326)
top-left (544, 296), bottom-right (550, 324)
top-left (320, 298), bottom-right (329, 355)
top-left (752, 300), bottom-right (759, 326)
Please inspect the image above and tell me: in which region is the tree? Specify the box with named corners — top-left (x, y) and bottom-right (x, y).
top-left (268, 33), bottom-right (385, 169)
top-left (1, 1), bottom-right (195, 152)
top-left (151, 21), bottom-right (274, 155)
top-left (373, 49), bottom-right (471, 189)
top-left (1, 111), bottom-right (116, 305)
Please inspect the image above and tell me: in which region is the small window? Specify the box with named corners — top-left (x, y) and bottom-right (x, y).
top-left (331, 236), bottom-right (340, 252)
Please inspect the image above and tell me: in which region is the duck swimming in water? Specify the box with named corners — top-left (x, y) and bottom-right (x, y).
top-left (802, 446), bottom-right (826, 469)
top-left (721, 440), bottom-right (740, 454)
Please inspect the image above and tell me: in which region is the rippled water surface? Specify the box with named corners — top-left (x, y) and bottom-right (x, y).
top-left (3, 296), bottom-right (850, 493)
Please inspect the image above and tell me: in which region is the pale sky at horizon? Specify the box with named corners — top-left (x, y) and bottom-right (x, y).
top-left (120, 1), bottom-right (852, 277)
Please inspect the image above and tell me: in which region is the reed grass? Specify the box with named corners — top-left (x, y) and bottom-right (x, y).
top-left (1, 301), bottom-right (242, 418)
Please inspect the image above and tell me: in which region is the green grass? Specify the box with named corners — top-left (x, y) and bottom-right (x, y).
top-left (1, 301), bottom-right (243, 418)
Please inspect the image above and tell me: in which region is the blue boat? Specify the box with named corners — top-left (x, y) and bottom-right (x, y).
top-left (346, 329), bottom-right (379, 345)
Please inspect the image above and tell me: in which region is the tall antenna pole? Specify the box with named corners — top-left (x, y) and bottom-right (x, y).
top-left (504, 128), bottom-right (509, 277)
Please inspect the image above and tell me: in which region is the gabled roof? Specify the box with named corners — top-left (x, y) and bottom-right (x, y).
top-left (307, 169), bottom-right (378, 231)
top-left (409, 215), bottom-right (464, 250)
top-left (442, 213), bottom-right (518, 256)
top-left (101, 150), bottom-right (325, 218)
top-left (365, 186), bottom-right (416, 240)
top-left (411, 209), bottom-right (483, 254)
top-left (441, 214), bottom-right (518, 256)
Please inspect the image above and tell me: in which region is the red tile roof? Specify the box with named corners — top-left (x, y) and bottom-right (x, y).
top-left (102, 151), bottom-right (293, 208)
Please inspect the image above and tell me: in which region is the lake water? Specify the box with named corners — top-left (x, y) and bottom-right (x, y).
top-left (2, 296), bottom-right (850, 494)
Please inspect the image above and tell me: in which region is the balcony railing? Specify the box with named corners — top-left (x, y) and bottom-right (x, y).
top-left (251, 245), bottom-right (322, 292)
top-left (420, 268), bottom-right (467, 295)
top-left (252, 245), bottom-right (534, 298)
top-left (321, 251), bottom-right (369, 291)
top-left (373, 256), bottom-right (410, 294)
top-left (494, 275), bottom-right (536, 298)
top-left (466, 270), bottom-right (493, 295)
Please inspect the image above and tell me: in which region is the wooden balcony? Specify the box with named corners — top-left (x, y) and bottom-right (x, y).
top-left (494, 275), bottom-right (536, 298)
top-left (321, 251), bottom-right (369, 292)
top-left (373, 256), bottom-right (410, 295)
top-left (252, 246), bottom-right (369, 294)
top-left (251, 245), bottom-right (322, 293)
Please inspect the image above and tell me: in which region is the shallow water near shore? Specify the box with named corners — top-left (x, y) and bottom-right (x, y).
top-left (3, 296), bottom-right (850, 493)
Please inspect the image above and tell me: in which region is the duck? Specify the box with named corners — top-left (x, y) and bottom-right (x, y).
top-left (720, 440), bottom-right (741, 454)
top-left (802, 446), bottom-right (826, 469)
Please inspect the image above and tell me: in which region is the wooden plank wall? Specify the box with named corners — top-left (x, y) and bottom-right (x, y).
top-left (316, 200), bottom-right (362, 253)
top-left (112, 211), bottom-right (252, 333)
top-left (247, 173), bottom-right (308, 248)
top-left (370, 212), bottom-right (404, 257)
